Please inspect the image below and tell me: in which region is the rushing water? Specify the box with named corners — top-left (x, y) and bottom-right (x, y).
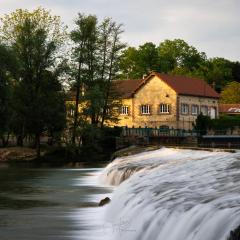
top-left (1, 148), bottom-right (240, 240)
top-left (101, 147), bottom-right (240, 240)
top-left (0, 164), bottom-right (112, 240)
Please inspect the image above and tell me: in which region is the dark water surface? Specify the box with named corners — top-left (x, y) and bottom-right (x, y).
top-left (0, 163), bottom-right (112, 240)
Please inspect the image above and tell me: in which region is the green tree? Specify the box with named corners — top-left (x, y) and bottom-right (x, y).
top-left (220, 81), bottom-right (240, 103)
top-left (119, 42), bottom-right (159, 79)
top-left (158, 39), bottom-right (206, 73)
top-left (231, 61), bottom-right (240, 82)
top-left (193, 113), bottom-right (212, 136)
top-left (70, 14), bottom-right (125, 145)
top-left (98, 18), bottom-right (125, 128)
top-left (0, 8), bottom-right (67, 157)
top-left (0, 7), bottom-right (66, 47)
top-left (118, 47), bottom-right (139, 79)
top-left (0, 44), bottom-right (18, 146)
top-left (70, 13), bottom-right (98, 144)
top-left (205, 58), bottom-right (233, 91)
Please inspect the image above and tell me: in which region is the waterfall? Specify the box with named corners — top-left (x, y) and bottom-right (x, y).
top-left (100, 148), bottom-right (240, 240)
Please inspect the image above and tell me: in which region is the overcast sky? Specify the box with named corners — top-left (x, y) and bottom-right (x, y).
top-left (0, 0), bottom-right (239, 61)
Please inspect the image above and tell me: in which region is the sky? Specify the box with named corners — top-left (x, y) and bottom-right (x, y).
top-left (0, 0), bottom-right (239, 61)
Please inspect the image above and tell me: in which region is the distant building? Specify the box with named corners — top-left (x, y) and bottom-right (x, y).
top-left (113, 72), bottom-right (219, 130)
top-left (219, 104), bottom-right (240, 116)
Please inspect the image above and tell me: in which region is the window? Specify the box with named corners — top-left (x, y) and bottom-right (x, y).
top-left (159, 104), bottom-right (170, 114)
top-left (120, 106), bottom-right (129, 115)
top-left (191, 105), bottom-right (199, 115)
top-left (181, 104), bottom-right (189, 115)
top-left (201, 105), bottom-right (208, 116)
top-left (140, 105), bottom-right (150, 115)
top-left (209, 107), bottom-right (217, 119)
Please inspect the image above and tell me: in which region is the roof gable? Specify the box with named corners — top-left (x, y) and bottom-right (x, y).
top-left (154, 72), bottom-right (219, 98)
top-left (113, 72), bottom-right (219, 99)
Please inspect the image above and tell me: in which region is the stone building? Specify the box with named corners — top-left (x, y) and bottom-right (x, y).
top-left (114, 72), bottom-right (219, 130)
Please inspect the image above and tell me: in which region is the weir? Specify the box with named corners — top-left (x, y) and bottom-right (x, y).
top-left (101, 147), bottom-right (240, 240)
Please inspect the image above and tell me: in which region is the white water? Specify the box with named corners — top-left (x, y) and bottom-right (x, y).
top-left (100, 147), bottom-right (240, 240)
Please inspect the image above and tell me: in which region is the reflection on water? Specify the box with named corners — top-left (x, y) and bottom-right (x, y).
top-left (0, 164), bottom-right (112, 240)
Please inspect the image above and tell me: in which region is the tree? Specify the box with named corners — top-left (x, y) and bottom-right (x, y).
top-left (70, 13), bottom-right (98, 144)
top-left (158, 39), bottom-right (206, 73)
top-left (220, 81), bottom-right (240, 103)
top-left (70, 14), bottom-right (125, 145)
top-left (98, 18), bottom-right (125, 128)
top-left (119, 42), bottom-right (159, 79)
top-left (118, 47), bottom-right (139, 79)
top-left (193, 113), bottom-right (212, 136)
top-left (136, 42), bottom-right (160, 76)
top-left (0, 44), bottom-right (18, 146)
top-left (205, 58), bottom-right (233, 91)
top-left (231, 61), bottom-right (240, 83)
top-left (0, 7), bottom-right (66, 47)
top-left (0, 8), bottom-right (67, 157)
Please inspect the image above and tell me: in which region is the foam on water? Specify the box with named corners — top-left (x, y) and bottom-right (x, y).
top-left (101, 147), bottom-right (240, 240)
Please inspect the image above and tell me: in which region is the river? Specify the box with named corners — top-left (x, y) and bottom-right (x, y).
top-left (0, 164), bottom-right (113, 240)
top-left (1, 147), bottom-right (240, 240)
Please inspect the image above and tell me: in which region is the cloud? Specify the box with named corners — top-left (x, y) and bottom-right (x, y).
top-left (0, 0), bottom-right (239, 61)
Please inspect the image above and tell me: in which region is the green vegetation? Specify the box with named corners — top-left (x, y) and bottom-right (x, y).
top-left (220, 81), bottom-right (240, 103)
top-left (69, 14), bottom-right (125, 146)
top-left (0, 7), bottom-right (239, 161)
top-left (193, 114), bottom-right (240, 135)
top-left (119, 39), bottom-right (240, 92)
top-left (0, 8), bottom-right (67, 158)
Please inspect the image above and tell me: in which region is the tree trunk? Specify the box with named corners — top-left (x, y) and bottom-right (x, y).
top-left (17, 135), bottom-right (23, 146)
top-left (72, 51), bottom-right (83, 145)
top-left (35, 133), bottom-right (41, 159)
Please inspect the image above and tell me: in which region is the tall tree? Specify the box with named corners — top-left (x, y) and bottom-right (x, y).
top-left (0, 8), bottom-right (67, 157)
top-left (70, 13), bottom-right (98, 144)
top-left (70, 15), bottom-right (125, 145)
top-left (158, 39), bottom-right (206, 73)
top-left (0, 44), bottom-right (17, 146)
top-left (119, 47), bottom-right (139, 79)
top-left (98, 18), bottom-right (125, 128)
top-left (205, 58), bottom-right (234, 91)
top-left (119, 42), bottom-right (159, 79)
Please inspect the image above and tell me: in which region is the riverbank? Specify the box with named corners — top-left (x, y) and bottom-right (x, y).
top-left (0, 147), bottom-right (40, 162)
top-left (1, 144), bottom-right (237, 164)
top-left (0, 146), bottom-right (113, 166)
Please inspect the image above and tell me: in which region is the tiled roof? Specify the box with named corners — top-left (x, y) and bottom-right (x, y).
top-left (154, 72), bottom-right (219, 98)
top-left (113, 72), bottom-right (219, 99)
top-left (112, 79), bottom-right (143, 98)
top-left (219, 104), bottom-right (240, 114)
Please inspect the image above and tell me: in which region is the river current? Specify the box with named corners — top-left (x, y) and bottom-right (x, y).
top-left (1, 147), bottom-right (240, 240)
top-left (101, 147), bottom-right (240, 240)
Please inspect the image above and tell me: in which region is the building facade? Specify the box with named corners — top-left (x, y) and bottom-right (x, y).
top-left (114, 72), bottom-right (219, 130)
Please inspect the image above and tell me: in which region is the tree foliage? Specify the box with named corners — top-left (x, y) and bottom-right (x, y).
top-left (70, 14), bottom-right (125, 145)
top-left (0, 7), bottom-right (67, 47)
top-left (0, 8), bottom-right (67, 156)
top-left (220, 81), bottom-right (240, 103)
top-left (119, 42), bottom-right (159, 79)
top-left (0, 44), bottom-right (17, 145)
top-left (119, 38), bottom-right (239, 92)
top-left (193, 113), bottom-right (212, 136)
